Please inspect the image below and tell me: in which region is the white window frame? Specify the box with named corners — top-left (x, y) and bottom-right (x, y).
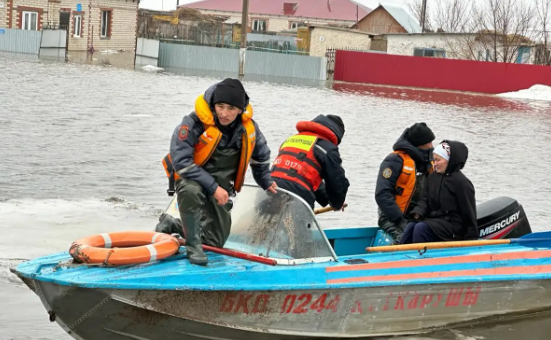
top-left (252, 19), bottom-right (266, 32)
top-left (73, 15), bottom-right (82, 38)
top-left (290, 22), bottom-right (299, 29)
top-left (101, 10), bottom-right (110, 37)
top-left (22, 11), bottom-right (38, 31)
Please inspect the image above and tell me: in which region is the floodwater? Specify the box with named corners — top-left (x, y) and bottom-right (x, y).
top-left (1, 51), bottom-right (551, 340)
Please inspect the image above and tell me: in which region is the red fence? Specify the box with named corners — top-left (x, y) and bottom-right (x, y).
top-left (334, 50), bottom-right (551, 94)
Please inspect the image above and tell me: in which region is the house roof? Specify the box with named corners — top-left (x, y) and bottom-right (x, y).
top-left (181, 0), bottom-right (371, 22)
top-left (370, 4), bottom-right (421, 33)
top-left (308, 24), bottom-right (378, 36)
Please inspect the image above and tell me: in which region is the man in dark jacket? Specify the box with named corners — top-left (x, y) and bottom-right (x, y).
top-left (401, 140), bottom-right (477, 243)
top-left (375, 123), bottom-right (435, 243)
top-left (270, 114), bottom-right (349, 210)
top-left (163, 78), bottom-right (277, 265)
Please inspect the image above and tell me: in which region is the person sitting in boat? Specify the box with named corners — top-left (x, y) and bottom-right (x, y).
top-left (270, 114), bottom-right (349, 211)
top-left (163, 78), bottom-right (277, 265)
top-left (400, 141), bottom-right (477, 244)
top-left (375, 123), bottom-right (435, 244)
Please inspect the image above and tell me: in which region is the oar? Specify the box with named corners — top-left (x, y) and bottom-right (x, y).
top-left (314, 203), bottom-right (348, 215)
top-left (175, 238), bottom-right (278, 266)
top-left (366, 231), bottom-right (551, 253)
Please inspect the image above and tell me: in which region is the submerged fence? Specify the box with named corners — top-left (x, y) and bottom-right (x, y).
top-left (136, 37), bottom-right (326, 81)
top-left (0, 28), bottom-right (66, 57)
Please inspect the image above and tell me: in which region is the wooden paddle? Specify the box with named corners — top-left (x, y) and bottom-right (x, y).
top-left (314, 203), bottom-right (348, 215)
top-left (366, 232), bottom-right (551, 253)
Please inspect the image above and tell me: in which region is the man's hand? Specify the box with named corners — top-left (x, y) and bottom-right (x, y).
top-left (213, 186), bottom-right (229, 206)
top-left (266, 181), bottom-right (278, 194)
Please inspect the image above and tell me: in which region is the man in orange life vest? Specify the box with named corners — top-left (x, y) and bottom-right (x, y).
top-left (163, 79), bottom-right (277, 265)
top-left (270, 115), bottom-right (349, 210)
top-left (375, 122), bottom-right (435, 243)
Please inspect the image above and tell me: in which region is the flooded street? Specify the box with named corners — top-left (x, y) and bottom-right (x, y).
top-left (1, 51), bottom-right (551, 340)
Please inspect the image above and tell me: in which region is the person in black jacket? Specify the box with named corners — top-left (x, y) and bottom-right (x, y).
top-left (375, 123), bottom-right (435, 243)
top-left (400, 140), bottom-right (477, 244)
top-left (270, 114), bottom-right (349, 210)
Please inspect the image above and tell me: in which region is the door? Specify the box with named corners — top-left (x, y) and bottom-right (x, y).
top-left (59, 11), bottom-right (70, 30)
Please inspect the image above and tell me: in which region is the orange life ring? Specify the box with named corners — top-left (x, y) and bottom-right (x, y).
top-left (69, 231), bottom-right (180, 265)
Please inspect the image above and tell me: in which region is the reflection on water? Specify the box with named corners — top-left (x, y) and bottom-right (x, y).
top-left (332, 82), bottom-right (551, 112)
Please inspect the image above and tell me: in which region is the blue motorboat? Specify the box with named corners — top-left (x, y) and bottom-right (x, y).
top-left (12, 185), bottom-right (551, 340)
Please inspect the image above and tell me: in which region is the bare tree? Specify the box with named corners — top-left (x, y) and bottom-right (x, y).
top-left (408, 0), bottom-right (432, 32)
top-left (535, 0), bottom-right (551, 65)
top-left (434, 0), bottom-right (473, 33)
top-left (424, 0), bottom-right (480, 60)
top-left (473, 0), bottom-right (535, 63)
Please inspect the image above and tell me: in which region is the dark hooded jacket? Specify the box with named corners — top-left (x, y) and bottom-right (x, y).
top-left (375, 131), bottom-right (433, 225)
top-left (411, 140), bottom-right (477, 240)
top-left (271, 115), bottom-right (349, 210)
top-left (170, 81), bottom-right (273, 195)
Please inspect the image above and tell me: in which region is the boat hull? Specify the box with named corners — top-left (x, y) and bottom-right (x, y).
top-left (21, 276), bottom-right (551, 340)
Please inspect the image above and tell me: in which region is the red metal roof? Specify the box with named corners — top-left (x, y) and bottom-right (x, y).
top-left (182, 0), bottom-right (371, 21)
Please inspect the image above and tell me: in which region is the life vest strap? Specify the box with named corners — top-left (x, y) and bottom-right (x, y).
top-left (271, 167), bottom-right (315, 191)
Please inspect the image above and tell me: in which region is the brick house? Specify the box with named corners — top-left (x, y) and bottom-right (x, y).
top-left (0, 0), bottom-right (139, 51)
top-left (181, 0), bottom-right (372, 33)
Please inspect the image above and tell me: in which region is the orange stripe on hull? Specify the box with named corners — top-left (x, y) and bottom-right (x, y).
top-left (327, 264), bottom-right (551, 284)
top-left (327, 250), bottom-right (551, 273)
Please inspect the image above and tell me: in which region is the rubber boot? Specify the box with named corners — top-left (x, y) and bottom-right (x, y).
top-left (181, 212), bottom-right (208, 266)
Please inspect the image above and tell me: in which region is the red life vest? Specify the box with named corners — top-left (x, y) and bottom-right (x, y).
top-left (271, 121), bottom-right (338, 192)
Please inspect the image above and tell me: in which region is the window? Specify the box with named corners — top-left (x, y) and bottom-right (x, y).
top-left (290, 22), bottom-right (299, 29)
top-left (413, 47), bottom-right (445, 58)
top-left (73, 15), bottom-right (82, 37)
top-left (516, 47), bottom-right (531, 64)
top-left (252, 19), bottom-right (266, 32)
top-left (478, 49), bottom-right (491, 61)
top-left (22, 11), bottom-right (38, 31)
top-left (101, 10), bottom-right (111, 37)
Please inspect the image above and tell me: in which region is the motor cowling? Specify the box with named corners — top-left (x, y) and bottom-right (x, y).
top-left (476, 196), bottom-right (532, 239)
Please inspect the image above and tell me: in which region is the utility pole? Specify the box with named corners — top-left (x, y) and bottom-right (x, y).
top-left (239, 0), bottom-right (249, 77)
top-left (420, 0), bottom-right (427, 33)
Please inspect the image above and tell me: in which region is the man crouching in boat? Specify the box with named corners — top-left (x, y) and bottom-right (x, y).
top-left (270, 115), bottom-right (349, 211)
top-left (375, 123), bottom-right (435, 244)
top-left (400, 141), bottom-right (477, 243)
top-left (164, 78), bottom-right (277, 265)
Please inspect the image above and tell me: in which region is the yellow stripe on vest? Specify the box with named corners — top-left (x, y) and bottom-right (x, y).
top-left (280, 135), bottom-right (317, 151)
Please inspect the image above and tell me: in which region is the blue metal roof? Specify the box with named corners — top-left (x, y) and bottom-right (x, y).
top-left (382, 4), bottom-right (422, 33)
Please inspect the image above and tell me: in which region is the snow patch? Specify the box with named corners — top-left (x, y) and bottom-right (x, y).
top-left (496, 84), bottom-right (551, 101)
top-left (141, 65), bottom-right (164, 71)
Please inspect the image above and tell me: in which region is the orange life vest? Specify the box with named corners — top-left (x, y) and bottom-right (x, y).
top-left (394, 151), bottom-right (417, 213)
top-left (271, 121), bottom-right (338, 192)
top-left (162, 94), bottom-right (256, 195)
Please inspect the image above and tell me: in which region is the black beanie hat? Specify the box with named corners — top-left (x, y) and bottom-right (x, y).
top-left (212, 78), bottom-right (249, 111)
top-left (327, 114), bottom-right (345, 135)
top-left (404, 122), bottom-right (435, 147)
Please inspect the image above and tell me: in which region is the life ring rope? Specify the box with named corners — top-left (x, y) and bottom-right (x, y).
top-left (69, 231), bottom-right (180, 266)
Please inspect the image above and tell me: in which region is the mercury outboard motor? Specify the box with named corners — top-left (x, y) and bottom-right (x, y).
top-left (476, 196), bottom-right (532, 239)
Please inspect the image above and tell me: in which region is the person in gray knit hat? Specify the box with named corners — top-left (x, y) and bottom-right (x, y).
top-left (374, 122), bottom-right (435, 243)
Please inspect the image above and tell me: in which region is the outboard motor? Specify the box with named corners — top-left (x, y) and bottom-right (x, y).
top-left (476, 197), bottom-right (532, 239)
